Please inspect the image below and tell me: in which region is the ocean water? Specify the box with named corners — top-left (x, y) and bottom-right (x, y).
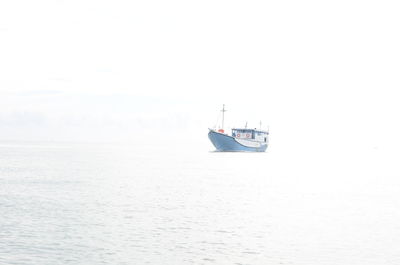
top-left (1, 141), bottom-right (400, 265)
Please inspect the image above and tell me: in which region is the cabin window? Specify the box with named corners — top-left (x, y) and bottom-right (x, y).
top-left (264, 137), bottom-right (267, 142)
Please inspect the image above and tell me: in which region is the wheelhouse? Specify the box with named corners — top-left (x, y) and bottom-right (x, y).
top-left (232, 128), bottom-right (268, 141)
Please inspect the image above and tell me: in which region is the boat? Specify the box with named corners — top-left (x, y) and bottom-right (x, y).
top-left (208, 105), bottom-right (269, 152)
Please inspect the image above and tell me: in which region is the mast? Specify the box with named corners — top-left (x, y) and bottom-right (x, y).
top-left (221, 104), bottom-right (227, 130)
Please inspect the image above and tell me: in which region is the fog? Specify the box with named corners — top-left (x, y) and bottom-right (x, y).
top-left (2, 4), bottom-right (400, 264)
top-left (1, 0), bottom-right (400, 162)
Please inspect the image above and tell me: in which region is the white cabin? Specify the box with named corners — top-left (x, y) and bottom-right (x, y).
top-left (232, 128), bottom-right (268, 143)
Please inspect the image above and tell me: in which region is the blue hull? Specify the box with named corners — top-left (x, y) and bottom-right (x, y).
top-left (208, 130), bottom-right (267, 152)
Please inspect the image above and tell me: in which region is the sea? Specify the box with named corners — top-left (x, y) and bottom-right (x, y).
top-left (1, 140), bottom-right (399, 265)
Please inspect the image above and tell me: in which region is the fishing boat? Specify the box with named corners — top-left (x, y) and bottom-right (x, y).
top-left (208, 105), bottom-right (269, 152)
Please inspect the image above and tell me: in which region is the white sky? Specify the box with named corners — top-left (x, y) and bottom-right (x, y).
top-left (1, 0), bottom-right (400, 156)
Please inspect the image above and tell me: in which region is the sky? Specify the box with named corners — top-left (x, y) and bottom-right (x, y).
top-left (1, 0), bottom-right (400, 156)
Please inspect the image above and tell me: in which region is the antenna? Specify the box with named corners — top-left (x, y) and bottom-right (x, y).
top-left (259, 121), bottom-right (262, 130)
top-left (221, 104), bottom-right (227, 129)
top-left (245, 121), bottom-right (248, 129)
